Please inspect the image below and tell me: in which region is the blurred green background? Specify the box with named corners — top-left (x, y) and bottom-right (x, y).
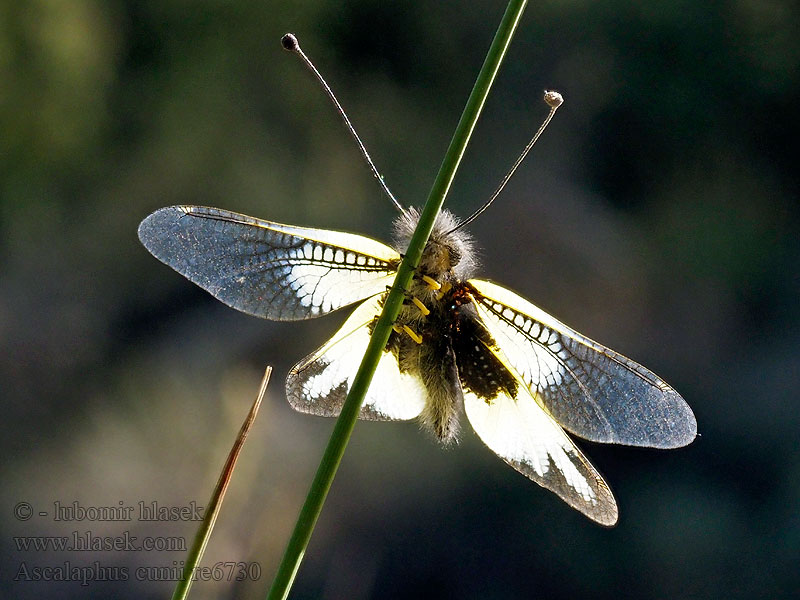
top-left (2, 0), bottom-right (799, 598)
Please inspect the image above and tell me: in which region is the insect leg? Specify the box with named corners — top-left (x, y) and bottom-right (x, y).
top-left (420, 274), bottom-right (441, 290)
top-left (410, 296), bottom-right (431, 316)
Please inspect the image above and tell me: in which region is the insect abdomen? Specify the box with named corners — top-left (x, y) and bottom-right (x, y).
top-left (449, 289), bottom-right (518, 402)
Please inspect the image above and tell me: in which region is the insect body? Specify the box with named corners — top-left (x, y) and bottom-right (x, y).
top-left (139, 33), bottom-right (697, 525)
top-left (138, 204), bottom-right (697, 526)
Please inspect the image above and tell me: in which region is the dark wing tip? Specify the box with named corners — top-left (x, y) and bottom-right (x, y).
top-left (520, 458), bottom-right (619, 527)
top-left (591, 499), bottom-right (619, 528)
top-left (595, 386), bottom-right (697, 450)
top-left (640, 389), bottom-right (698, 449)
top-left (137, 206), bottom-right (188, 257)
top-left (573, 472), bottom-right (618, 527)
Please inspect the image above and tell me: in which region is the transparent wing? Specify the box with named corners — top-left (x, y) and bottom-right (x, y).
top-left (286, 295), bottom-right (426, 421)
top-left (138, 206), bottom-right (400, 321)
top-left (467, 279), bottom-right (697, 449)
top-left (462, 347), bottom-right (618, 526)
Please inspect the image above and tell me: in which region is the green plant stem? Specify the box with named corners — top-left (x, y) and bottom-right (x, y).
top-left (172, 366), bottom-right (272, 600)
top-left (266, 2), bottom-right (528, 598)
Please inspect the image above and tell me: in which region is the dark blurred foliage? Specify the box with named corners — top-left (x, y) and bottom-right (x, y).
top-left (2, 1), bottom-right (799, 598)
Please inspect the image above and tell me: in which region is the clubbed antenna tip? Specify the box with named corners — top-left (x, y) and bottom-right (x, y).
top-left (448, 90), bottom-right (564, 233)
top-left (544, 90), bottom-right (563, 108)
top-left (281, 33), bottom-right (299, 52)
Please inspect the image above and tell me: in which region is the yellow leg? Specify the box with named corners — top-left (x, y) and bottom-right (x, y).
top-left (420, 274), bottom-right (441, 290)
top-left (402, 325), bottom-right (423, 345)
top-left (411, 297), bottom-right (431, 316)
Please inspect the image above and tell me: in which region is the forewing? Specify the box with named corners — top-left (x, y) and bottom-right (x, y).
top-left (462, 355), bottom-right (618, 526)
top-left (467, 279), bottom-right (697, 448)
top-left (138, 206), bottom-right (400, 320)
top-left (286, 296), bottom-right (426, 421)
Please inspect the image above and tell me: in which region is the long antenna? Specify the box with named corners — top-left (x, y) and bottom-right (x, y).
top-left (449, 90), bottom-right (563, 233)
top-left (281, 33), bottom-right (406, 215)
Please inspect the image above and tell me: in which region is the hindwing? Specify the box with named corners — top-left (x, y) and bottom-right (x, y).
top-left (287, 295), bottom-right (427, 421)
top-left (462, 359), bottom-right (618, 526)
